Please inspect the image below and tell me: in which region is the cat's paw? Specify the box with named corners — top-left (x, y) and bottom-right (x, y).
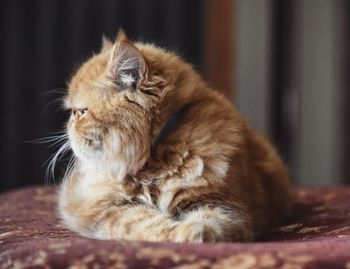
top-left (170, 221), bottom-right (221, 243)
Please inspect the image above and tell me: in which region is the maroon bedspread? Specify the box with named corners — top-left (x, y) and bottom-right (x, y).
top-left (0, 186), bottom-right (350, 269)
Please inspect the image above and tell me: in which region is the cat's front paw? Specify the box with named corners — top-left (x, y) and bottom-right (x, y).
top-left (170, 221), bottom-right (222, 243)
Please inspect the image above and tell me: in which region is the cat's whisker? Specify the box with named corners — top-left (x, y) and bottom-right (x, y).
top-left (35, 134), bottom-right (69, 143)
top-left (34, 134), bottom-right (70, 151)
top-left (45, 140), bottom-right (71, 184)
top-left (62, 155), bottom-right (77, 188)
top-left (40, 87), bottom-right (67, 96)
top-left (50, 130), bottom-right (67, 133)
top-left (10, 131), bottom-right (66, 145)
top-left (43, 135), bottom-right (68, 144)
top-left (39, 88), bottom-right (68, 112)
top-left (26, 131), bottom-right (67, 142)
top-left (42, 97), bottom-right (68, 113)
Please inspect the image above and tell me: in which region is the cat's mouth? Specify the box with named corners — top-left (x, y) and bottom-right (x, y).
top-left (68, 129), bottom-right (103, 159)
top-left (80, 134), bottom-right (102, 148)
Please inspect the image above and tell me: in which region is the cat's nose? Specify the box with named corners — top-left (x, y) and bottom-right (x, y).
top-left (72, 108), bottom-right (88, 120)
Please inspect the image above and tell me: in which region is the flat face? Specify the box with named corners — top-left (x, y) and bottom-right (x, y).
top-left (65, 52), bottom-right (116, 163)
top-left (64, 42), bottom-right (156, 175)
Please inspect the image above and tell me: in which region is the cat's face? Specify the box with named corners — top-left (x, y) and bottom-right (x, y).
top-left (65, 33), bottom-right (163, 177)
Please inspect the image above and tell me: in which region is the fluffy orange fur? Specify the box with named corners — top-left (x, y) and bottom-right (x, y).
top-left (57, 31), bottom-right (292, 243)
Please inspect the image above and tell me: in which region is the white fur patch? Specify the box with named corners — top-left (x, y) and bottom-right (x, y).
top-left (210, 160), bottom-right (229, 178)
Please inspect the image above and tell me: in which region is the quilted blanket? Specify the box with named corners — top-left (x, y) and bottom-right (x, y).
top-left (0, 186), bottom-right (350, 268)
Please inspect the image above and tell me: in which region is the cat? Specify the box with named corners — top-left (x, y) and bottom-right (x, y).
top-left (57, 31), bottom-right (292, 243)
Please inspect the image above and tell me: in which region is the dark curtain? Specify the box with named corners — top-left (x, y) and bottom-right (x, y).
top-left (270, 0), bottom-right (297, 173)
top-left (343, 0), bottom-right (350, 184)
top-left (0, 0), bottom-right (205, 192)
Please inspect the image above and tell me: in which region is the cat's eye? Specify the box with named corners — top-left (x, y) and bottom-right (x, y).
top-left (72, 108), bottom-right (88, 117)
top-left (78, 108), bottom-right (88, 116)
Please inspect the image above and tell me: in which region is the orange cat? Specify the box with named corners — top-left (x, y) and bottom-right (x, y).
top-left (57, 31), bottom-right (292, 243)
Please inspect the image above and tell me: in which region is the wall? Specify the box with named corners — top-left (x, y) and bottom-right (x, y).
top-left (235, 0), bottom-right (347, 185)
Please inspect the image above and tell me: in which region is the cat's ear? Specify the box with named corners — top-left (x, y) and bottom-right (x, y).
top-left (115, 30), bottom-right (128, 43)
top-left (100, 35), bottom-right (113, 53)
top-left (108, 32), bottom-right (147, 91)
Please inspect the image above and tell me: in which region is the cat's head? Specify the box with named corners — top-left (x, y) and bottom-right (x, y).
top-left (64, 32), bottom-right (190, 179)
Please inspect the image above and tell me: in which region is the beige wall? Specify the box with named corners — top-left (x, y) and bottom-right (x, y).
top-left (234, 0), bottom-right (345, 185)
top-left (235, 0), bottom-right (272, 135)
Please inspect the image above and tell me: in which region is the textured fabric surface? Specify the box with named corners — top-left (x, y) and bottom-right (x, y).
top-left (0, 186), bottom-right (350, 269)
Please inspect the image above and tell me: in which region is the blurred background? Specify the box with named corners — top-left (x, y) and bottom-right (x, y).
top-left (0, 0), bottom-right (349, 193)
